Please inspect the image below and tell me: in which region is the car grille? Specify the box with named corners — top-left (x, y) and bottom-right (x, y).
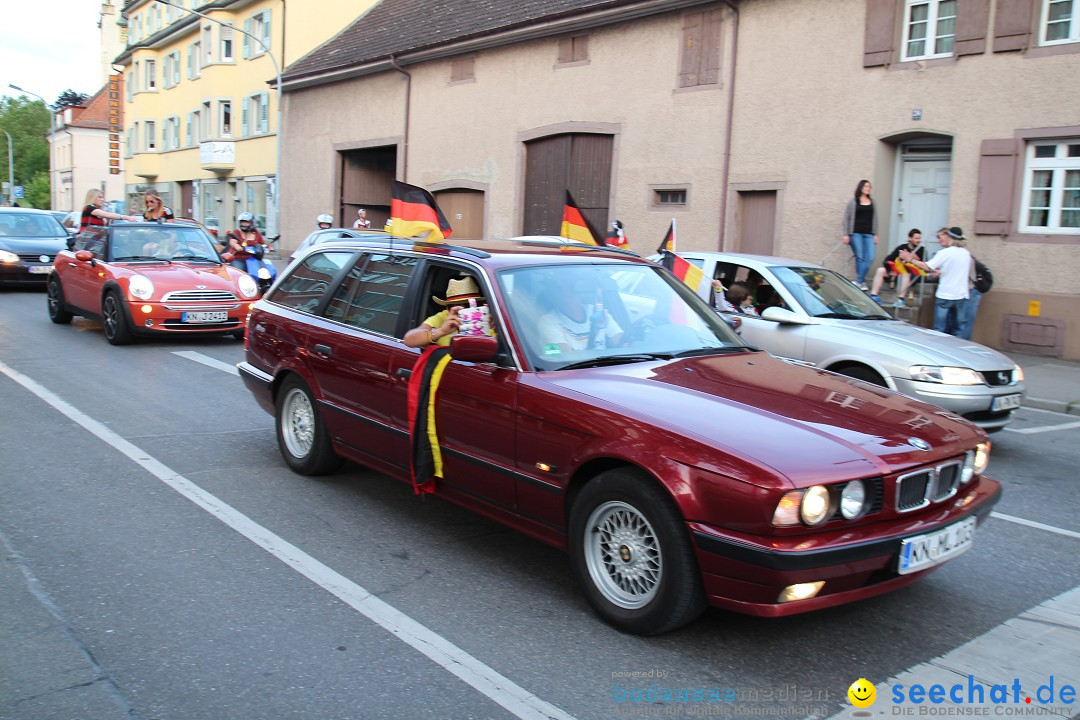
top-left (162, 290), bottom-right (237, 304)
top-left (17, 254), bottom-right (54, 263)
top-left (895, 459), bottom-right (964, 512)
top-left (979, 369), bottom-right (1015, 386)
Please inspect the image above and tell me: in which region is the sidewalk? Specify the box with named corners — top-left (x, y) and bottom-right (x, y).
top-left (1007, 351), bottom-right (1080, 416)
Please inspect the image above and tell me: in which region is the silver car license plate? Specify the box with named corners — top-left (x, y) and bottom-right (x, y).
top-left (992, 394), bottom-right (1022, 412)
top-left (898, 516), bottom-right (976, 575)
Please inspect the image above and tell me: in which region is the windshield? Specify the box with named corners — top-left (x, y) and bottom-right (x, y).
top-left (0, 212), bottom-right (65, 238)
top-left (772, 266), bottom-right (891, 320)
top-left (499, 262), bottom-right (745, 371)
top-left (108, 226), bottom-right (222, 262)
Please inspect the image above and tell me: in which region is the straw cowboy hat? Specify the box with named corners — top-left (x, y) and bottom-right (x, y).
top-left (433, 277), bottom-right (483, 306)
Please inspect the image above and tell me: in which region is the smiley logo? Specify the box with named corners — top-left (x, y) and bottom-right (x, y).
top-left (848, 678), bottom-right (876, 708)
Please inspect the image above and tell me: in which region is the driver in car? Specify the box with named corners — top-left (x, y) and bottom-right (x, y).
top-left (141, 230), bottom-right (178, 257)
top-left (538, 278), bottom-right (624, 356)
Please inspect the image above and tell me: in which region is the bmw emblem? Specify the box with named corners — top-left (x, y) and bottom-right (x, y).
top-left (39, 255), bottom-right (50, 263)
top-left (908, 437), bottom-right (932, 451)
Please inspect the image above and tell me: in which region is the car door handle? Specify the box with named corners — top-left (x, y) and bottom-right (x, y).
top-left (396, 368), bottom-right (412, 379)
top-left (313, 343), bottom-right (332, 356)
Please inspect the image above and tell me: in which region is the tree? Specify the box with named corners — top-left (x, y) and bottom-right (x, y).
top-left (54, 90), bottom-right (90, 110)
top-left (0, 96), bottom-right (50, 207)
top-left (24, 171), bottom-right (51, 209)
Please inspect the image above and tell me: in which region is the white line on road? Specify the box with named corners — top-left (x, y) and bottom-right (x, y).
top-left (991, 512), bottom-right (1080, 540)
top-left (1005, 419), bottom-right (1080, 434)
top-left (0, 360), bottom-right (576, 720)
top-left (172, 350), bottom-right (239, 375)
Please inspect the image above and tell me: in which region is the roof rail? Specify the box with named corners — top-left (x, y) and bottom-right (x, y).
top-left (514, 238), bottom-right (640, 257)
top-left (326, 233), bottom-right (492, 259)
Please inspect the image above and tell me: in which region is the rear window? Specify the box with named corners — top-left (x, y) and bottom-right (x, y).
top-left (268, 251), bottom-right (354, 314)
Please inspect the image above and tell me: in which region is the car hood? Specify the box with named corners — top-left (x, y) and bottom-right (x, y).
top-left (814, 318), bottom-right (1016, 369)
top-left (540, 352), bottom-right (979, 487)
top-left (0, 237), bottom-right (69, 254)
top-left (119, 261), bottom-right (242, 288)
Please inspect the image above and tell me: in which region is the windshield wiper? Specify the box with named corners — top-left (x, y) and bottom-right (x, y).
top-left (112, 255), bottom-right (171, 263)
top-left (558, 353), bottom-right (673, 370)
top-left (813, 312), bottom-right (867, 319)
top-left (671, 346), bottom-right (756, 358)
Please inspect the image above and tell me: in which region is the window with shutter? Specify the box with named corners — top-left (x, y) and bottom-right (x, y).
top-left (450, 57), bottom-right (475, 82)
top-left (864, 0), bottom-right (898, 66)
top-left (220, 24), bottom-right (234, 62)
top-left (974, 139), bottom-right (1019, 235)
top-left (954, 0), bottom-right (990, 55)
top-left (678, 10), bottom-right (723, 88)
top-left (1020, 139), bottom-right (1080, 233)
top-left (994, 0), bottom-right (1034, 51)
top-left (556, 35), bottom-right (589, 65)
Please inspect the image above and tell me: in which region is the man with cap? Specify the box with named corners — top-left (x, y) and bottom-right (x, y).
top-left (899, 226), bottom-right (973, 337)
top-left (403, 276), bottom-right (492, 347)
top-left (352, 208), bottom-right (371, 229)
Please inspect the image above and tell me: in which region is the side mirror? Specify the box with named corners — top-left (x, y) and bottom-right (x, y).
top-left (74, 250), bottom-right (95, 263)
top-left (761, 306), bottom-right (811, 325)
top-left (66, 235), bottom-right (76, 249)
top-left (449, 334), bottom-right (499, 363)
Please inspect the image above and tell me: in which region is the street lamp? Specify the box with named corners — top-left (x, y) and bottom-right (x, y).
top-left (8, 84), bottom-right (55, 208)
top-left (1, 130), bottom-right (13, 207)
top-left (150, 0), bottom-right (283, 236)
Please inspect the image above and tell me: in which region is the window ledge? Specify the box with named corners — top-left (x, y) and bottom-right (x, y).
top-left (1025, 42), bottom-right (1080, 58)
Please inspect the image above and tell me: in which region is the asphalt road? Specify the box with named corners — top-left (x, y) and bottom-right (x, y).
top-left (2, 286), bottom-right (1078, 720)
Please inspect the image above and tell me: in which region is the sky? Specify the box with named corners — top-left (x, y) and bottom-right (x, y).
top-left (0, 0), bottom-right (108, 107)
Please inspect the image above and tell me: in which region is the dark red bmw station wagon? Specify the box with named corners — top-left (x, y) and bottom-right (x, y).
top-left (238, 236), bottom-right (1000, 635)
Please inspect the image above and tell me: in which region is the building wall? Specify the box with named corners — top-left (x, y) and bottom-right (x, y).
top-left (727, 0), bottom-right (1080, 357)
top-left (281, 9), bottom-right (736, 252)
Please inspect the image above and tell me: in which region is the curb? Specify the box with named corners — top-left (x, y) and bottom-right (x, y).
top-left (1023, 396), bottom-right (1080, 416)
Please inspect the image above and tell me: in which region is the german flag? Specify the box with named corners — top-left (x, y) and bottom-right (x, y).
top-left (390, 180), bottom-right (453, 242)
top-left (660, 250), bottom-right (705, 294)
top-left (560, 191), bottom-right (603, 246)
top-left (657, 221), bottom-right (675, 254)
top-left (887, 260), bottom-right (927, 276)
top-left (406, 345), bottom-right (453, 494)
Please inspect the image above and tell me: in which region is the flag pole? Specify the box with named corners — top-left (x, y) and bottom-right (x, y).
top-left (671, 217), bottom-right (677, 253)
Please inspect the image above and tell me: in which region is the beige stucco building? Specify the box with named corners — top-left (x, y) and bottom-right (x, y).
top-left (274, 0), bottom-right (1078, 358)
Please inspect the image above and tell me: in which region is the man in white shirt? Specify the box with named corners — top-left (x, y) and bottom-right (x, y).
top-left (900, 227), bottom-right (972, 337)
top-left (538, 279), bottom-right (623, 355)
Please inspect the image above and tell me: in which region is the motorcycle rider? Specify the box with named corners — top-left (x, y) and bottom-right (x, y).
top-left (226, 212), bottom-right (271, 269)
top-left (317, 213), bottom-right (333, 230)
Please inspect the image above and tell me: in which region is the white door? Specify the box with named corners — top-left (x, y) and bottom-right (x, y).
top-left (895, 157), bottom-right (951, 257)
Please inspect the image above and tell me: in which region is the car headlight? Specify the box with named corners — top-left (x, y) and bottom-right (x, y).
top-left (257, 267), bottom-right (272, 280)
top-left (961, 441), bottom-right (991, 484)
top-left (772, 485), bottom-right (833, 527)
top-left (840, 480), bottom-right (867, 520)
top-left (238, 274), bottom-right (259, 298)
top-left (1013, 364), bottom-right (1025, 383)
top-left (0, 250), bottom-right (19, 264)
top-left (909, 365), bottom-right (984, 385)
top-left (128, 274), bottom-right (154, 300)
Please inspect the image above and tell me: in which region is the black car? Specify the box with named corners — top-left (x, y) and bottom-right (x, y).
top-left (0, 207), bottom-right (70, 286)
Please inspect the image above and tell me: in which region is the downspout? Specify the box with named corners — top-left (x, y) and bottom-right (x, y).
top-left (389, 55), bottom-right (411, 180)
top-left (717, 0), bottom-right (739, 251)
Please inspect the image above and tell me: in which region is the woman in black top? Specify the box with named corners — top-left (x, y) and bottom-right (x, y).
top-left (841, 180), bottom-right (878, 290)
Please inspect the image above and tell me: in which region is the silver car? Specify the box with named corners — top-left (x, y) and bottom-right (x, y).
top-left (669, 252), bottom-right (1025, 432)
top-left (288, 227), bottom-right (387, 262)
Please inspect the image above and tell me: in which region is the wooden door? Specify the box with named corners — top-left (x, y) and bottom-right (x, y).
top-left (434, 189), bottom-right (484, 239)
top-left (736, 190), bottom-right (777, 255)
top-left (522, 133), bottom-right (612, 236)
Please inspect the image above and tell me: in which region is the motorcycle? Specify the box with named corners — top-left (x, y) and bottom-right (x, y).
top-left (222, 235), bottom-right (278, 295)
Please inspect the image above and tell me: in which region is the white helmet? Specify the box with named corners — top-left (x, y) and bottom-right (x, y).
top-left (317, 214), bottom-right (333, 225)
top-left (238, 211), bottom-right (255, 223)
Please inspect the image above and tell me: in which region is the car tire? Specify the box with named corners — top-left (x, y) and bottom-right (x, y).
top-left (275, 375), bottom-right (343, 476)
top-left (834, 365), bottom-right (887, 387)
top-left (102, 291), bottom-right (133, 345)
top-left (47, 276), bottom-right (74, 324)
top-left (230, 330), bottom-right (246, 340)
top-left (568, 468), bottom-right (706, 635)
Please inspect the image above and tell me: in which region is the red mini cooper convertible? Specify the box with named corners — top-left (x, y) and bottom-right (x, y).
top-left (48, 222), bottom-right (260, 344)
top-left (238, 237), bottom-right (1000, 635)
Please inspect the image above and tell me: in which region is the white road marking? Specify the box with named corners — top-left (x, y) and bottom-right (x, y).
top-left (1005, 419), bottom-right (1080, 434)
top-left (0, 360), bottom-right (576, 720)
top-left (825, 584), bottom-right (1080, 718)
top-left (991, 512), bottom-right (1080, 540)
top-left (172, 350), bottom-right (239, 375)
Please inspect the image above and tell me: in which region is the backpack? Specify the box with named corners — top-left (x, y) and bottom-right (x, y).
top-left (973, 258), bottom-right (993, 293)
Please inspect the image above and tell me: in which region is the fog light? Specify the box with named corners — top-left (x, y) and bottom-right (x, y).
top-left (144, 319), bottom-right (154, 327)
top-left (140, 304), bottom-right (152, 314)
top-left (778, 581), bottom-right (825, 603)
